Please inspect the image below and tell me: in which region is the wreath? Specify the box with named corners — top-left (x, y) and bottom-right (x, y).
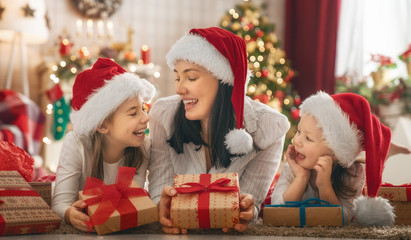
top-left (72, 0), bottom-right (122, 19)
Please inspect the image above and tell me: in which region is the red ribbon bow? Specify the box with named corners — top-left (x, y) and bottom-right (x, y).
top-left (82, 167), bottom-right (148, 231)
top-left (174, 174), bottom-right (239, 229)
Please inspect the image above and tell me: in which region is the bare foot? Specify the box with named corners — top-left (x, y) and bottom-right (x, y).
top-left (387, 142), bottom-right (411, 158)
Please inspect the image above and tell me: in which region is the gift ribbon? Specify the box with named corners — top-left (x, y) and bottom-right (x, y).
top-left (381, 183), bottom-right (411, 201)
top-left (82, 167), bottom-right (149, 231)
top-left (266, 198), bottom-right (344, 227)
top-left (174, 174), bottom-right (239, 229)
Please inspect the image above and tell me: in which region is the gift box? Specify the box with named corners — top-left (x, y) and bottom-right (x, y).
top-left (263, 198), bottom-right (344, 227)
top-left (170, 173), bottom-right (240, 229)
top-left (29, 182), bottom-right (52, 206)
top-left (363, 183), bottom-right (411, 225)
top-left (78, 167), bottom-right (158, 235)
top-left (0, 171), bottom-right (61, 236)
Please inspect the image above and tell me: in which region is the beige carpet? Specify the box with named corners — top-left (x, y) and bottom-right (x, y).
top-left (51, 219), bottom-right (411, 239)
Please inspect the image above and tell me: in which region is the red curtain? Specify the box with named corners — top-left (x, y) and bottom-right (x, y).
top-left (285, 0), bottom-right (341, 100)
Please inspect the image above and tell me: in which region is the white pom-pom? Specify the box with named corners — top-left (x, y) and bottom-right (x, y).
top-left (354, 196), bottom-right (395, 226)
top-left (225, 129), bottom-right (253, 155)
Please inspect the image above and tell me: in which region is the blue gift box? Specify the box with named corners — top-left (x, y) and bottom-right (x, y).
top-left (263, 198), bottom-right (344, 227)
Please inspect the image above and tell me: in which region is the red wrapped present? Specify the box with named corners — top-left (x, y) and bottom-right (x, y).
top-left (170, 173), bottom-right (240, 229)
top-left (364, 183), bottom-right (411, 225)
top-left (0, 171), bottom-right (61, 236)
top-left (79, 167), bottom-right (158, 235)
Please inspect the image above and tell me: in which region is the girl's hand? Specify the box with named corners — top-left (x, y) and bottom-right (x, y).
top-left (222, 193), bottom-right (255, 233)
top-left (65, 200), bottom-right (94, 232)
top-left (313, 155), bottom-right (333, 190)
top-left (158, 186), bottom-right (187, 234)
top-left (287, 144), bottom-right (310, 180)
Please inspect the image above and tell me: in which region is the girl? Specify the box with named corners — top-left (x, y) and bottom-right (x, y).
top-left (148, 27), bottom-right (290, 234)
top-left (271, 91), bottom-right (395, 226)
top-left (52, 58), bottom-right (156, 232)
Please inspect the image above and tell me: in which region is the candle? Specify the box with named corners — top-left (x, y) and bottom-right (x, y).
top-left (97, 20), bottom-right (104, 39)
top-left (141, 45), bottom-right (151, 64)
top-left (87, 19), bottom-right (93, 37)
top-left (76, 19), bottom-right (83, 38)
top-left (59, 38), bottom-right (72, 57)
top-left (107, 20), bottom-right (114, 40)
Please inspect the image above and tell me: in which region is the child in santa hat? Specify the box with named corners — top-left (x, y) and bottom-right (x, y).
top-left (271, 91), bottom-right (395, 226)
top-left (52, 58), bottom-right (156, 232)
top-left (148, 27), bottom-right (289, 233)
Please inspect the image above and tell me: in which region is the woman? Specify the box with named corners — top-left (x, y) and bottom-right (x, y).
top-left (148, 27), bottom-right (290, 234)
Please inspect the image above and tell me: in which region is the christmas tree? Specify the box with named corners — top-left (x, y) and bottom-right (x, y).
top-left (219, 2), bottom-right (300, 152)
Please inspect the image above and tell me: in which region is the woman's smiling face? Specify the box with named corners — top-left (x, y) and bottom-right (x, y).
top-left (174, 60), bottom-right (219, 124)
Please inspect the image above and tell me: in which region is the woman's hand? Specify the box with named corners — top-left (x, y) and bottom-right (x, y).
top-left (287, 144), bottom-right (310, 180)
top-left (65, 200), bottom-right (94, 232)
top-left (313, 155), bottom-right (333, 190)
top-left (158, 186), bottom-right (187, 234)
top-left (223, 193), bottom-right (255, 233)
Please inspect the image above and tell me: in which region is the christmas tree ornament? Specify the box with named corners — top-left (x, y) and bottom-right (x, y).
top-left (290, 107), bottom-right (299, 120)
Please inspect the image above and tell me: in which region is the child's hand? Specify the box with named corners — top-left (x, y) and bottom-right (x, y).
top-left (313, 155), bottom-right (333, 190)
top-left (65, 200), bottom-right (94, 232)
top-left (286, 144), bottom-right (310, 180)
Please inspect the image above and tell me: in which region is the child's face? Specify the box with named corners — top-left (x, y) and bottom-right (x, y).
top-left (174, 60), bottom-right (219, 127)
top-left (102, 97), bottom-right (149, 149)
top-left (292, 114), bottom-right (334, 170)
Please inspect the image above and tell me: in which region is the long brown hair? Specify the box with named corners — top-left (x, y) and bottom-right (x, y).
top-left (331, 161), bottom-right (361, 199)
top-left (89, 115), bottom-right (147, 180)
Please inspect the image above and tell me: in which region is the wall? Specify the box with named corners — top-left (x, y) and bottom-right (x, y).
top-left (0, 0), bottom-right (285, 170)
top-left (0, 0), bottom-right (286, 103)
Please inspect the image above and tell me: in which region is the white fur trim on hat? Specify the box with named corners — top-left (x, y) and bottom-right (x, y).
top-left (166, 33), bottom-right (252, 86)
top-left (225, 128), bottom-right (253, 155)
top-left (70, 73), bottom-right (156, 136)
top-left (353, 196), bottom-right (395, 226)
top-left (299, 91), bottom-right (362, 167)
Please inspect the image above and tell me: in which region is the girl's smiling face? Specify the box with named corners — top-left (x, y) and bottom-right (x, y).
top-left (100, 97), bottom-right (149, 150)
top-left (292, 114), bottom-right (334, 169)
top-left (174, 60), bottom-right (219, 126)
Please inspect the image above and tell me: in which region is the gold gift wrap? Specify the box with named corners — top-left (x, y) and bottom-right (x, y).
top-left (0, 171), bottom-right (61, 236)
top-left (263, 199), bottom-right (343, 227)
top-left (170, 173), bottom-right (240, 229)
top-left (391, 201), bottom-right (411, 225)
top-left (364, 184), bottom-right (411, 225)
top-left (79, 179), bottom-right (158, 235)
top-left (29, 182), bottom-right (52, 206)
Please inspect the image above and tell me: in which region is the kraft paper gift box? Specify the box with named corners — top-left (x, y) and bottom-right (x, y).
top-left (170, 173), bottom-right (240, 229)
top-left (263, 198), bottom-right (344, 227)
top-left (0, 171), bottom-right (61, 236)
top-left (364, 183), bottom-right (411, 225)
top-left (78, 167), bottom-right (158, 235)
top-left (29, 182), bottom-right (52, 206)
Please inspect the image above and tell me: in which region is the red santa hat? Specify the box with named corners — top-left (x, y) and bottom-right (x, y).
top-left (299, 91), bottom-right (394, 226)
top-left (70, 58), bottom-right (156, 136)
top-left (166, 27), bottom-right (253, 154)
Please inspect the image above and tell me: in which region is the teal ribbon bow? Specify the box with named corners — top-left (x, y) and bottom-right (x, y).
top-left (266, 198), bottom-right (344, 227)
